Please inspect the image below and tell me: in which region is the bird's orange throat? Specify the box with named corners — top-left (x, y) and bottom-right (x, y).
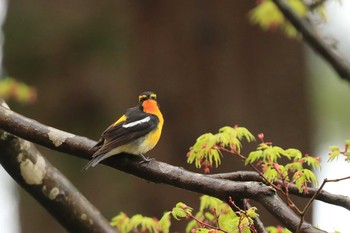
top-left (142, 100), bottom-right (164, 124)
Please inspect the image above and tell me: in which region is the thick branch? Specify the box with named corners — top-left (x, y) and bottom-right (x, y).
top-left (0, 131), bottom-right (116, 233)
top-left (257, 193), bottom-right (322, 233)
top-left (272, 0), bottom-right (350, 82)
top-left (211, 171), bottom-right (350, 211)
top-left (0, 106), bottom-right (327, 233)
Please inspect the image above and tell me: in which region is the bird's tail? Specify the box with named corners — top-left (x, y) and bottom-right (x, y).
top-left (81, 153), bottom-right (107, 171)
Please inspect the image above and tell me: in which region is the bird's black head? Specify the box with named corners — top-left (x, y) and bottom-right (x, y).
top-left (138, 91), bottom-right (157, 103)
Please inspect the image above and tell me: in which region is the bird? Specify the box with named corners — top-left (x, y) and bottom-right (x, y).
top-left (82, 91), bottom-right (164, 170)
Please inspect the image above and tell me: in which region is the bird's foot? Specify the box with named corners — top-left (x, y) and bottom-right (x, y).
top-left (139, 154), bottom-right (154, 164)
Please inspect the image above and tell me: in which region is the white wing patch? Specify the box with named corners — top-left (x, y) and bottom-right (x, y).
top-left (122, 116), bottom-right (151, 128)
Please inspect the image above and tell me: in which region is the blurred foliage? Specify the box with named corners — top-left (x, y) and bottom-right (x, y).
top-left (0, 77), bottom-right (36, 104)
top-left (266, 225), bottom-right (292, 233)
top-left (111, 195), bottom-right (258, 233)
top-left (328, 139), bottom-right (350, 162)
top-left (249, 0), bottom-right (327, 38)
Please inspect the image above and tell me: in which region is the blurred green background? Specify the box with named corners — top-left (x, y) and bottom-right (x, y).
top-left (3, 1), bottom-right (311, 232)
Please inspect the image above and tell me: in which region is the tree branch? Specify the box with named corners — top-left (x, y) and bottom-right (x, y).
top-left (271, 0), bottom-right (350, 82)
top-left (210, 171), bottom-right (350, 211)
top-left (0, 126), bottom-right (115, 232)
top-left (0, 106), bottom-right (327, 233)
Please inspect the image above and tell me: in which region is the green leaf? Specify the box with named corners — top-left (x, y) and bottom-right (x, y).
top-left (302, 156), bottom-right (320, 169)
top-left (0, 77), bottom-right (37, 104)
top-left (249, 0), bottom-right (308, 38)
top-left (263, 166), bottom-right (279, 183)
top-left (328, 146), bottom-right (340, 162)
top-left (265, 146), bottom-right (284, 162)
top-left (218, 126), bottom-right (240, 151)
top-left (293, 169), bottom-right (318, 192)
top-left (139, 216), bottom-right (158, 233)
top-left (245, 150), bottom-right (263, 165)
top-left (235, 127), bottom-right (256, 142)
top-left (185, 219), bottom-right (198, 233)
top-left (204, 212), bottom-right (215, 221)
top-left (328, 151), bottom-right (340, 162)
top-left (218, 214), bottom-right (237, 232)
top-left (110, 212), bottom-right (130, 233)
top-left (158, 211), bottom-right (171, 233)
top-left (345, 139), bottom-right (350, 148)
top-left (194, 228), bottom-right (210, 233)
top-left (302, 169), bottom-right (318, 186)
top-left (172, 202), bottom-right (193, 220)
top-left (345, 152), bottom-right (350, 162)
top-left (246, 206), bottom-right (258, 218)
top-left (127, 214), bottom-right (143, 232)
top-left (212, 149), bottom-right (222, 168)
top-left (284, 148), bottom-right (302, 160)
top-left (266, 226), bottom-right (292, 233)
top-left (285, 161), bottom-right (303, 172)
top-left (199, 195), bottom-right (222, 212)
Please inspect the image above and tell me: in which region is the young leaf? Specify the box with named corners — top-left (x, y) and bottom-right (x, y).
top-left (284, 148), bottom-right (302, 160)
top-left (245, 150), bottom-right (263, 165)
top-left (266, 225), bottom-right (292, 233)
top-left (285, 161), bottom-right (303, 172)
top-left (302, 156), bottom-right (321, 169)
top-left (246, 206), bottom-right (258, 218)
top-left (263, 166), bottom-right (279, 183)
top-left (302, 169), bottom-right (318, 186)
top-left (185, 219), bottom-right (198, 233)
top-left (158, 211), bottom-right (172, 233)
top-left (328, 145), bottom-right (340, 162)
top-left (110, 212), bottom-right (130, 233)
top-left (172, 202), bottom-right (193, 220)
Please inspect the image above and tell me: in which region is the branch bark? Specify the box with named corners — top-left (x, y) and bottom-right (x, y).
top-left (271, 0), bottom-right (350, 82)
top-left (0, 102), bottom-right (116, 233)
top-left (211, 171), bottom-right (350, 211)
top-left (0, 105), bottom-right (328, 233)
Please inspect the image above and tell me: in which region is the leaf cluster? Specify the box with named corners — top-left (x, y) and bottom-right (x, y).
top-left (110, 195), bottom-right (259, 233)
top-left (246, 145), bottom-right (320, 193)
top-left (328, 140), bottom-right (350, 162)
top-left (169, 195), bottom-right (259, 233)
top-left (187, 126), bottom-right (255, 173)
top-left (249, 0), bottom-right (326, 38)
top-left (111, 212), bottom-right (164, 233)
top-left (266, 226), bottom-right (292, 233)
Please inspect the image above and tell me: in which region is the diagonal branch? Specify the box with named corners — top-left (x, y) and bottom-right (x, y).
top-left (210, 171), bottom-right (350, 211)
top-left (271, 0), bottom-right (350, 82)
top-left (0, 127), bottom-right (115, 232)
top-left (0, 105), bottom-right (327, 233)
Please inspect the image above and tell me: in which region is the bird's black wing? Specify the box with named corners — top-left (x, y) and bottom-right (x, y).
top-left (92, 107), bottom-right (159, 157)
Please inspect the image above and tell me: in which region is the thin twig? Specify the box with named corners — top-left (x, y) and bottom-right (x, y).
top-left (308, 0), bottom-right (328, 11)
top-left (296, 175), bottom-right (350, 232)
top-left (210, 171), bottom-right (350, 211)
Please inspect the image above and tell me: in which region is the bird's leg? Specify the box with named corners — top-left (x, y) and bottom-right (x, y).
top-left (139, 154), bottom-right (154, 164)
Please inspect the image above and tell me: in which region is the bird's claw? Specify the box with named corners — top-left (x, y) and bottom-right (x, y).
top-left (139, 154), bottom-right (154, 164)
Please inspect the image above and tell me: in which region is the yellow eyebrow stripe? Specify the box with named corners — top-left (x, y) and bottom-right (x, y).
top-left (139, 95), bottom-right (147, 101)
top-left (112, 115), bottom-right (127, 126)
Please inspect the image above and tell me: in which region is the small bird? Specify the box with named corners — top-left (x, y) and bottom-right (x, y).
top-left (82, 91), bottom-right (164, 170)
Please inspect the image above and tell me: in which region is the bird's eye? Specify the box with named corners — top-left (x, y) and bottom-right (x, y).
top-left (139, 95), bottom-right (147, 102)
top-left (150, 94), bottom-right (157, 100)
